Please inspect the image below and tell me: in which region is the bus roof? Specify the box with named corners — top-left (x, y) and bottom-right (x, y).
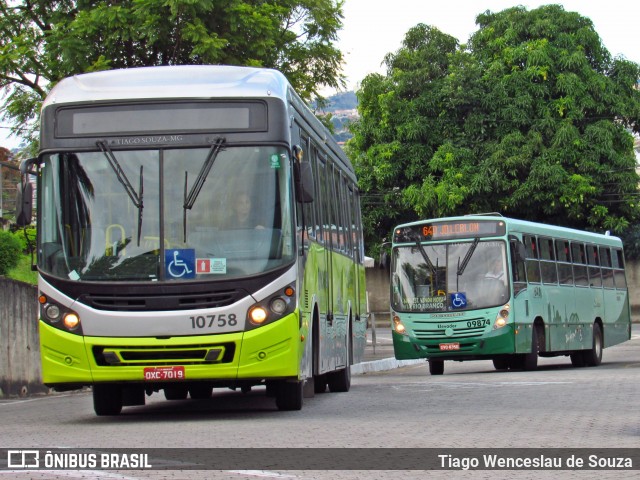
top-left (395, 215), bottom-right (623, 246)
top-left (43, 65), bottom-right (292, 108)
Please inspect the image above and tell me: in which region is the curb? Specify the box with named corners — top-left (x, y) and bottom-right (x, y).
top-left (352, 358), bottom-right (423, 375)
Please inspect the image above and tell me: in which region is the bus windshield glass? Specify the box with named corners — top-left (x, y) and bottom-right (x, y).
top-left (38, 146), bottom-right (294, 281)
top-left (391, 240), bottom-right (509, 312)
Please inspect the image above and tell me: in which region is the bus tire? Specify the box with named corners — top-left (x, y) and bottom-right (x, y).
top-left (164, 386), bottom-right (188, 400)
top-left (522, 326), bottom-right (540, 371)
top-left (93, 384), bottom-right (123, 416)
top-left (583, 323), bottom-right (603, 367)
top-left (493, 357), bottom-right (510, 370)
top-left (275, 380), bottom-right (303, 411)
top-left (327, 367), bottom-right (351, 393)
top-left (429, 360), bottom-right (444, 375)
top-left (570, 352), bottom-right (586, 367)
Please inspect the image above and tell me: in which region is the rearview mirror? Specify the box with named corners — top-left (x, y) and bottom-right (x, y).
top-left (292, 145), bottom-right (314, 203)
top-left (15, 177), bottom-right (33, 226)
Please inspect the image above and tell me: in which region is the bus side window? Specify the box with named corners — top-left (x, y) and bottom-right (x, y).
top-left (510, 237), bottom-right (527, 295)
top-left (556, 239), bottom-right (573, 285)
top-left (524, 235), bottom-right (541, 284)
top-left (571, 242), bottom-right (588, 287)
top-left (612, 248), bottom-right (627, 289)
top-left (586, 244), bottom-right (602, 288)
top-left (600, 246), bottom-right (615, 289)
top-left (539, 237), bottom-right (557, 284)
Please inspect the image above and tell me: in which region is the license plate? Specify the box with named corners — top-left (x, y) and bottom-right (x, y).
top-left (143, 366), bottom-right (185, 381)
top-left (439, 343), bottom-right (460, 351)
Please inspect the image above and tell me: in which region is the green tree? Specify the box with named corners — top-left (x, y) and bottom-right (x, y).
top-left (0, 229), bottom-right (21, 275)
top-left (0, 0), bottom-right (345, 145)
top-left (349, 5), bottom-right (640, 253)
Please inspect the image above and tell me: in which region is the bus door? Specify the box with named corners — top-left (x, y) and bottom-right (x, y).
top-left (516, 235), bottom-right (545, 353)
top-left (348, 185), bottom-right (366, 364)
top-left (331, 169), bottom-right (348, 369)
top-left (555, 239), bottom-right (577, 351)
top-left (316, 154), bottom-right (334, 372)
top-left (571, 242), bottom-right (593, 350)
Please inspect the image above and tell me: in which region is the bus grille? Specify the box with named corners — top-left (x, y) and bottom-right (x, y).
top-left (92, 343), bottom-right (236, 366)
top-left (412, 318), bottom-right (488, 341)
top-left (79, 289), bottom-right (242, 311)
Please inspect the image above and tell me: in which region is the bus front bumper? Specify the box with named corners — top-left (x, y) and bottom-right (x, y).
top-left (393, 325), bottom-right (515, 361)
top-left (38, 315), bottom-right (301, 388)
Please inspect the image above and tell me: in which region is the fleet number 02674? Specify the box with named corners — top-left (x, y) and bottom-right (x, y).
top-left (191, 314), bottom-right (238, 329)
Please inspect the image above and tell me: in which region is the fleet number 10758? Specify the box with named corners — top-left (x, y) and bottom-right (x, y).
top-left (190, 314), bottom-right (238, 329)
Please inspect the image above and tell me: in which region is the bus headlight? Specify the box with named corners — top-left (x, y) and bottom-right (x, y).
top-left (38, 294), bottom-right (82, 334)
top-left (44, 304), bottom-right (61, 322)
top-left (63, 313), bottom-right (81, 330)
top-left (493, 303), bottom-right (510, 330)
top-left (246, 283), bottom-right (295, 330)
top-left (249, 307), bottom-right (268, 325)
top-left (393, 314), bottom-right (407, 335)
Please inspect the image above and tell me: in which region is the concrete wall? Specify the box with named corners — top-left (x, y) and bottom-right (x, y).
top-left (0, 278), bottom-right (47, 396)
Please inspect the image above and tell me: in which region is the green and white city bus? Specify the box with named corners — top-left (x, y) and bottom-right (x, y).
top-left (18, 65), bottom-right (367, 414)
top-left (390, 215), bottom-right (631, 375)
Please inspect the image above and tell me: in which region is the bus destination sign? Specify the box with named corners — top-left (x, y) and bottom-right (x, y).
top-left (394, 220), bottom-right (506, 242)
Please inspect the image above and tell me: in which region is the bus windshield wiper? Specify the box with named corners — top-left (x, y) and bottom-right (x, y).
top-left (97, 141), bottom-right (144, 246)
top-left (412, 235), bottom-right (436, 276)
top-left (183, 137), bottom-right (226, 242)
top-left (457, 237), bottom-right (479, 276)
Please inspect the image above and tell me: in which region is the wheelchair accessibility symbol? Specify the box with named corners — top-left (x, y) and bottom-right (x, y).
top-left (450, 292), bottom-right (467, 309)
top-left (165, 249), bottom-right (196, 279)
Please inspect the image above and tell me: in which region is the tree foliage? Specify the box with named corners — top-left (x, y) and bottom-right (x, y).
top-left (0, 0), bottom-right (345, 145)
top-left (348, 5), bottom-right (640, 255)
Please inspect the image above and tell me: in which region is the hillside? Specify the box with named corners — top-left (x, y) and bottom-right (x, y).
top-left (316, 91), bottom-right (358, 145)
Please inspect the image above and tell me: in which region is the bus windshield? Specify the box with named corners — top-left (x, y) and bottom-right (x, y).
top-left (38, 145), bottom-right (295, 281)
top-left (391, 240), bottom-right (509, 312)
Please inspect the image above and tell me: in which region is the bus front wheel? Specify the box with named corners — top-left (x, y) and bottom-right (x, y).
top-left (429, 360), bottom-right (444, 375)
top-left (93, 384), bottom-right (123, 416)
top-left (275, 380), bottom-right (303, 411)
top-left (493, 357), bottom-right (510, 370)
top-left (522, 325), bottom-right (540, 371)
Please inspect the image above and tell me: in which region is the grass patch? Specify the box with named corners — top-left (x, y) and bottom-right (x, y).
top-left (7, 254), bottom-right (38, 285)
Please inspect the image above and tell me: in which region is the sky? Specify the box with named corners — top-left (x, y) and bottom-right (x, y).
top-left (331, 0), bottom-right (640, 93)
top-left (1, 0), bottom-right (639, 148)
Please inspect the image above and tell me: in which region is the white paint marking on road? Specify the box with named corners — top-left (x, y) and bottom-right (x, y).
top-left (392, 381), bottom-right (572, 390)
top-left (0, 393), bottom-right (84, 407)
top-left (0, 471), bottom-right (140, 480)
top-left (228, 470), bottom-right (297, 478)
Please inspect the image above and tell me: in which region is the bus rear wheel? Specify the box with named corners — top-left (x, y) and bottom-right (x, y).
top-left (327, 367), bottom-right (351, 392)
top-left (583, 323), bottom-right (603, 367)
top-left (429, 360), bottom-right (444, 375)
top-left (275, 380), bottom-right (303, 411)
top-left (522, 325), bottom-right (540, 371)
top-left (93, 384), bottom-right (123, 416)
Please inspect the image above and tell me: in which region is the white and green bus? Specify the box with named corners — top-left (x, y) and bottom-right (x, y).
top-left (390, 215), bottom-right (631, 375)
top-left (18, 65), bottom-right (367, 414)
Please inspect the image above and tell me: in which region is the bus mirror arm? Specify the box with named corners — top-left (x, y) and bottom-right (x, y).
top-left (20, 157), bottom-right (38, 175)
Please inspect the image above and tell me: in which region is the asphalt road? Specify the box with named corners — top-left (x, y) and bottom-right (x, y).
top-left (1, 326), bottom-right (639, 480)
